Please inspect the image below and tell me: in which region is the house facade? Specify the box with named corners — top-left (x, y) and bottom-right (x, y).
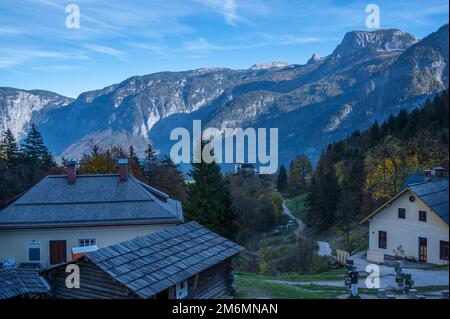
top-left (0, 160), bottom-right (183, 267)
top-left (362, 170), bottom-right (449, 265)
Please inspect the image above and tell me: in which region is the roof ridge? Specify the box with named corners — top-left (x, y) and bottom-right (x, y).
top-left (89, 222), bottom-right (203, 263)
top-left (47, 174), bottom-right (120, 178)
top-left (14, 199), bottom-right (155, 206)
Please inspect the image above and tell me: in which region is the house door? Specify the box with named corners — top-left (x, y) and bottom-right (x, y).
top-left (49, 240), bottom-right (67, 265)
top-left (418, 237), bottom-right (427, 262)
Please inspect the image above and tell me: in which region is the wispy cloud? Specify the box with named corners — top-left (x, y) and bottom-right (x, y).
top-left (196, 0), bottom-right (240, 26)
top-left (0, 49), bottom-right (88, 68)
top-left (181, 34), bottom-right (325, 55)
top-left (31, 64), bottom-right (86, 72)
top-left (0, 25), bottom-right (26, 35)
top-left (183, 37), bottom-right (231, 52)
top-left (84, 44), bottom-right (127, 61)
top-left (123, 42), bottom-right (164, 54)
top-left (35, 0), bottom-right (115, 29)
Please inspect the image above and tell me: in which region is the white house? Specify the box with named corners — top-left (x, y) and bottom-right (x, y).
top-left (0, 160), bottom-right (183, 267)
top-left (361, 168), bottom-right (449, 265)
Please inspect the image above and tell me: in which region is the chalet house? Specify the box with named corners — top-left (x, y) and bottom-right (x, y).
top-left (234, 163), bottom-right (257, 175)
top-left (0, 160), bottom-right (183, 267)
top-left (362, 168), bottom-right (449, 265)
top-left (41, 222), bottom-right (244, 299)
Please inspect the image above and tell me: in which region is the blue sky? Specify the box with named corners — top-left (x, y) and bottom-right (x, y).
top-left (0, 0), bottom-right (448, 98)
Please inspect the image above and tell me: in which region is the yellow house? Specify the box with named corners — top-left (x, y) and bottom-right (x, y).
top-left (0, 160), bottom-right (183, 267)
top-left (361, 170), bottom-right (448, 265)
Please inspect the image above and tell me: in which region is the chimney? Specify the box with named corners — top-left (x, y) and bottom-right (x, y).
top-left (118, 158), bottom-right (129, 182)
top-left (434, 167), bottom-right (445, 180)
top-left (423, 169), bottom-right (432, 183)
top-left (66, 161), bottom-right (77, 184)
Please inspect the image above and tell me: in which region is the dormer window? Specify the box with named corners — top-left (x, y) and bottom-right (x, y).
top-left (398, 208), bottom-right (406, 219)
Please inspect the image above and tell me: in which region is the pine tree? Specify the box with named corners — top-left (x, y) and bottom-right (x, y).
top-left (185, 141), bottom-right (237, 239)
top-left (128, 145), bottom-right (146, 182)
top-left (336, 180), bottom-right (358, 250)
top-left (142, 143), bottom-right (157, 182)
top-left (314, 165), bottom-right (340, 230)
top-left (22, 123), bottom-right (54, 169)
top-left (288, 154), bottom-right (312, 196)
top-left (276, 165), bottom-right (288, 192)
top-left (216, 177), bottom-right (238, 240)
top-left (0, 129), bottom-right (21, 167)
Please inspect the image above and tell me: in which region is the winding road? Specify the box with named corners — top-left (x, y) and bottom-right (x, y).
top-left (282, 200), bottom-right (331, 256)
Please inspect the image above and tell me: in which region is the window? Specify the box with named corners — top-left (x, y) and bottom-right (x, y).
top-left (398, 208), bottom-right (406, 219)
top-left (419, 211), bottom-right (427, 222)
top-left (378, 231), bottom-right (387, 249)
top-left (78, 238), bottom-right (96, 247)
top-left (27, 242), bottom-right (41, 262)
top-left (440, 241), bottom-right (449, 261)
top-left (176, 280), bottom-right (188, 299)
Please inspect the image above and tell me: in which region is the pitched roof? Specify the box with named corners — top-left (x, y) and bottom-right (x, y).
top-left (0, 174), bottom-right (183, 229)
top-left (408, 179), bottom-right (449, 224)
top-left (361, 178), bottom-right (449, 225)
top-left (82, 221), bottom-right (244, 298)
top-left (0, 268), bottom-right (50, 299)
top-left (400, 173), bottom-right (448, 190)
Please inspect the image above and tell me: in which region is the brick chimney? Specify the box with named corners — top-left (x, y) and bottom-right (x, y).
top-left (434, 167), bottom-right (445, 180)
top-left (423, 169), bottom-right (432, 183)
top-left (66, 161), bottom-right (77, 184)
top-left (118, 158), bottom-right (129, 182)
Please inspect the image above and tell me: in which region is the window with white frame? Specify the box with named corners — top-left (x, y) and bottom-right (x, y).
top-left (27, 242), bottom-right (41, 262)
top-left (78, 238), bottom-right (96, 247)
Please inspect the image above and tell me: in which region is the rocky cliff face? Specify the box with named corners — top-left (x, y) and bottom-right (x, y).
top-left (1, 24), bottom-right (448, 165)
top-left (0, 88), bottom-right (72, 138)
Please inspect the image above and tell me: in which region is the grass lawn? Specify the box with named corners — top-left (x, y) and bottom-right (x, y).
top-left (236, 269), bottom-right (345, 282)
top-left (235, 270), bottom-right (347, 299)
top-left (235, 273), bottom-right (342, 299)
top-left (285, 193), bottom-right (309, 220)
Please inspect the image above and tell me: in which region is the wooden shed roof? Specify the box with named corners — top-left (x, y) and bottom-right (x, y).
top-left (0, 268), bottom-right (50, 299)
top-left (43, 222), bottom-right (244, 298)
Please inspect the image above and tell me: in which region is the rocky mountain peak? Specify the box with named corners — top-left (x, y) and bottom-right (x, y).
top-left (250, 61), bottom-right (291, 70)
top-left (332, 28), bottom-right (417, 57)
top-left (307, 53), bottom-right (322, 64)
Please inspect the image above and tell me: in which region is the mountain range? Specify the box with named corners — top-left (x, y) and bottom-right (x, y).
top-left (0, 23), bottom-right (448, 167)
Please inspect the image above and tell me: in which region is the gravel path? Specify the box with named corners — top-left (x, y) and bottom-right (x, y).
top-left (317, 241), bottom-right (332, 256)
top-left (282, 200), bottom-right (332, 256)
top-left (350, 252), bottom-right (449, 288)
top-left (282, 201), bottom-right (305, 239)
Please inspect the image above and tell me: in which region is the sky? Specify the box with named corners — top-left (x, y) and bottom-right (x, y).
top-left (0, 0), bottom-right (448, 98)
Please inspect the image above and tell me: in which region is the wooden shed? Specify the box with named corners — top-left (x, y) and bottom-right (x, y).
top-left (41, 222), bottom-right (244, 299)
top-left (0, 268), bottom-right (50, 299)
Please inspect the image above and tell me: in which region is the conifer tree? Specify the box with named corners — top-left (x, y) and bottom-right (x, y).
top-left (142, 143), bottom-right (157, 182)
top-left (22, 123), bottom-right (55, 169)
top-left (0, 129), bottom-right (20, 167)
top-left (276, 165), bottom-right (288, 193)
top-left (185, 141), bottom-right (237, 239)
top-left (128, 145), bottom-right (146, 182)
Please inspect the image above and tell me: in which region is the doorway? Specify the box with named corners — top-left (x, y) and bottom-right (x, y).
top-left (49, 240), bottom-right (67, 265)
top-left (418, 237), bottom-right (427, 262)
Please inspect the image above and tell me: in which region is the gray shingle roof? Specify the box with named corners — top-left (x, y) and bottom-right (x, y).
top-left (401, 173), bottom-right (448, 190)
top-left (85, 221), bottom-right (244, 298)
top-left (408, 179), bottom-right (449, 224)
top-left (0, 174), bottom-right (183, 229)
top-left (0, 268), bottom-right (50, 299)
